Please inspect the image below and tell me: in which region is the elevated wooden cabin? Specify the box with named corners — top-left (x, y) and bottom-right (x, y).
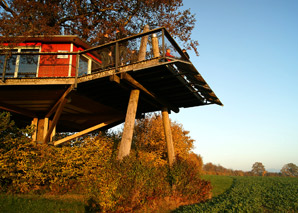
top-left (0, 27), bottom-right (222, 163)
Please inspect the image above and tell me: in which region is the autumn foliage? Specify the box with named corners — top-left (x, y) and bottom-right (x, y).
top-left (0, 0), bottom-right (199, 54)
top-left (0, 112), bottom-right (211, 212)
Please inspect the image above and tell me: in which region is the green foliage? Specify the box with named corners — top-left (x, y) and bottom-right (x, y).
top-left (174, 176), bottom-right (298, 212)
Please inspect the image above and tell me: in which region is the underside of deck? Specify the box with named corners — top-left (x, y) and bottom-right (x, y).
top-left (0, 58), bottom-right (222, 133)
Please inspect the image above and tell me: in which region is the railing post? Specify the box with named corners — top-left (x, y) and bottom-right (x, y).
top-left (162, 28), bottom-right (165, 59)
top-left (2, 54), bottom-right (8, 82)
top-left (75, 52), bottom-right (79, 88)
top-left (138, 25), bottom-right (150, 61)
top-left (115, 42), bottom-right (119, 72)
top-left (152, 33), bottom-right (160, 58)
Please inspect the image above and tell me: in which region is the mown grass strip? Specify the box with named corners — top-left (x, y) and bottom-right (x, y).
top-left (202, 175), bottom-right (234, 197)
top-left (0, 194), bottom-right (85, 213)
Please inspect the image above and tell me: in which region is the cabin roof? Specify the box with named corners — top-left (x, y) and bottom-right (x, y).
top-left (0, 35), bottom-right (91, 49)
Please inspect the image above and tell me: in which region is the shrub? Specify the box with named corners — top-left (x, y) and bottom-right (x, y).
top-left (0, 112), bottom-right (212, 212)
top-left (169, 156), bottom-right (212, 203)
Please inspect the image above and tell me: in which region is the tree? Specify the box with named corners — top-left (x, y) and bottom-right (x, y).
top-left (0, 0), bottom-right (199, 54)
top-left (251, 162), bottom-right (266, 176)
top-left (281, 163), bottom-right (298, 177)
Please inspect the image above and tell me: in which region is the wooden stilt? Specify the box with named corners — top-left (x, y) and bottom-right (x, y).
top-left (31, 118), bottom-right (38, 142)
top-left (138, 25), bottom-right (150, 61)
top-left (50, 122), bottom-right (56, 142)
top-left (43, 117), bottom-right (49, 140)
top-left (117, 89), bottom-right (140, 160)
top-left (36, 118), bottom-right (44, 143)
top-left (162, 107), bottom-right (175, 166)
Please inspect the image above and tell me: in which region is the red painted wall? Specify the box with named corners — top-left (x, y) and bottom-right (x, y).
top-left (38, 43), bottom-right (72, 77)
top-left (2, 40), bottom-right (101, 78)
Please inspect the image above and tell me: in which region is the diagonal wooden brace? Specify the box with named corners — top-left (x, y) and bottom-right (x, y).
top-left (43, 84), bottom-right (74, 144)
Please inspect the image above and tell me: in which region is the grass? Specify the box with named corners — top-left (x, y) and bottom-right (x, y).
top-left (202, 175), bottom-right (234, 197)
top-left (0, 194), bottom-right (86, 213)
top-left (0, 175), bottom-right (234, 212)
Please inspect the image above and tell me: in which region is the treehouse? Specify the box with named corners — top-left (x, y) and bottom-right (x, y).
top-left (0, 26), bottom-right (222, 164)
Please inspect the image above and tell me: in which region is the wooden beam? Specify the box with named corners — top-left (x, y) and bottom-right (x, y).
top-left (109, 74), bottom-right (161, 110)
top-left (162, 107), bottom-right (175, 167)
top-left (120, 73), bottom-right (179, 113)
top-left (54, 117), bottom-right (121, 146)
top-left (0, 101), bottom-right (37, 118)
top-left (117, 89), bottom-right (140, 160)
top-left (0, 77), bottom-right (75, 85)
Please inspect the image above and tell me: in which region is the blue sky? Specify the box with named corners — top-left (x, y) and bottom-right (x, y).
top-left (171, 0), bottom-right (298, 172)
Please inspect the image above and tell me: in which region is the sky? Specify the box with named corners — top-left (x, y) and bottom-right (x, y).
top-left (170, 0), bottom-right (298, 172)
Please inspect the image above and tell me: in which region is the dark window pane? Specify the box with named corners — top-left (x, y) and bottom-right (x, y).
top-left (0, 50), bottom-right (17, 77)
top-left (79, 55), bottom-right (88, 76)
top-left (18, 49), bottom-right (39, 77)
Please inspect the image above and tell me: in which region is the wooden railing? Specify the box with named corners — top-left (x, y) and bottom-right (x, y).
top-left (0, 27), bottom-right (190, 83)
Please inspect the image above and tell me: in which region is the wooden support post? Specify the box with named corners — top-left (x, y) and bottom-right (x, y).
top-left (51, 125), bottom-right (56, 142)
top-left (117, 89), bottom-right (140, 160)
top-left (43, 117), bottom-right (49, 140)
top-left (162, 107), bottom-right (175, 166)
top-left (36, 118), bottom-right (45, 143)
top-left (138, 25), bottom-right (150, 61)
top-left (152, 33), bottom-right (160, 58)
top-left (31, 118), bottom-right (38, 142)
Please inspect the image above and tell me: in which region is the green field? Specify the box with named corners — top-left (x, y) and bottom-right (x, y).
top-left (174, 176), bottom-right (298, 212)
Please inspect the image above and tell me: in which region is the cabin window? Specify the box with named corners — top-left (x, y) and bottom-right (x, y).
top-left (78, 55), bottom-right (89, 76)
top-left (78, 54), bottom-right (101, 76)
top-left (0, 49), bottom-right (17, 77)
top-left (0, 48), bottom-right (39, 78)
top-left (18, 49), bottom-right (39, 77)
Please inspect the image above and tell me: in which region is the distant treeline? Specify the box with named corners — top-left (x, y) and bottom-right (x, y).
top-left (203, 162), bottom-right (298, 177)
